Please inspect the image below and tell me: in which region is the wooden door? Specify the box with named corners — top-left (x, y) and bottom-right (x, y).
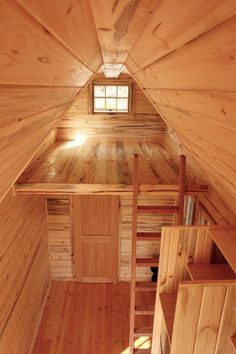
top-left (73, 195), bottom-right (120, 283)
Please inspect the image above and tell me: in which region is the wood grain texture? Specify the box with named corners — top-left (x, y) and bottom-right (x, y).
top-left (0, 103), bottom-right (72, 203)
top-left (127, 10), bottom-right (236, 223)
top-left (73, 195), bottom-right (120, 283)
top-left (90, 0), bottom-right (158, 76)
top-left (163, 131), bottom-right (236, 225)
top-left (127, 0), bottom-right (236, 70)
top-left (17, 139), bottom-right (180, 185)
top-left (0, 0), bottom-right (94, 202)
top-left (58, 75), bottom-right (166, 140)
top-left (47, 195), bottom-right (73, 280)
top-left (0, 191), bottom-right (51, 354)
top-left (120, 195), bottom-right (175, 280)
top-left (45, 194), bottom-right (170, 282)
top-left (0, 83), bottom-right (79, 204)
top-left (148, 90), bottom-right (236, 218)
top-left (209, 227), bottom-right (236, 273)
top-left (171, 282), bottom-right (236, 354)
top-left (157, 226), bottom-right (212, 294)
top-left (0, 0), bottom-right (92, 86)
top-left (152, 225), bottom-right (236, 354)
top-left (0, 87), bottom-right (79, 121)
top-left (15, 0), bottom-right (102, 72)
top-left (32, 282), bottom-right (154, 354)
top-left (130, 16), bottom-right (236, 90)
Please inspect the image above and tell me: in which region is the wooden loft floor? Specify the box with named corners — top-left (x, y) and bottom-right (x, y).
top-left (33, 282), bottom-right (154, 354)
top-left (15, 139), bottom-right (207, 195)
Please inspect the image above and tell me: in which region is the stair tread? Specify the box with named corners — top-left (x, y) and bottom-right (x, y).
top-left (135, 281), bottom-right (157, 291)
top-left (135, 304), bottom-right (155, 315)
top-left (134, 349), bottom-right (151, 354)
top-left (136, 257), bottom-right (159, 267)
top-left (138, 205), bottom-right (179, 214)
top-left (134, 327), bottom-right (153, 337)
top-left (135, 304), bottom-right (155, 310)
top-left (137, 232), bottom-right (161, 240)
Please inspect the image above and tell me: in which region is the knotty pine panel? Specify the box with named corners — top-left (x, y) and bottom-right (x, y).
top-left (58, 76), bottom-right (166, 140)
top-left (127, 0), bottom-right (236, 70)
top-left (163, 132), bottom-right (236, 225)
top-left (0, 191), bottom-right (50, 354)
top-left (90, 0), bottom-right (158, 76)
top-left (47, 196), bottom-right (73, 280)
top-left (130, 16), bottom-right (236, 91)
top-left (0, 0), bottom-right (92, 86)
top-left (0, 103), bottom-right (71, 202)
top-left (127, 13), bottom-right (236, 223)
top-left (119, 195), bottom-right (176, 280)
top-left (0, 87), bottom-right (79, 122)
top-left (17, 140), bottom-right (180, 185)
top-left (15, 0), bottom-right (102, 72)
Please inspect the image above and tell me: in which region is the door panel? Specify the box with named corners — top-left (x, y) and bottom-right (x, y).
top-left (73, 195), bottom-right (119, 283)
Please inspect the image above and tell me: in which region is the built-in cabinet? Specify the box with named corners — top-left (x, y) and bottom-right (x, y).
top-left (152, 226), bottom-right (236, 354)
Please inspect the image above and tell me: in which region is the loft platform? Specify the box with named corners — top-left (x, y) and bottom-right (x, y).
top-left (14, 139), bottom-right (208, 196)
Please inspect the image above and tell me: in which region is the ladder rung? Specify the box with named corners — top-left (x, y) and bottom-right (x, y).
top-left (136, 258), bottom-right (159, 267)
top-left (135, 304), bottom-right (155, 315)
top-left (137, 232), bottom-right (161, 241)
top-left (134, 327), bottom-right (153, 337)
top-left (137, 205), bottom-right (179, 214)
top-left (135, 281), bottom-right (157, 292)
top-left (134, 349), bottom-right (151, 354)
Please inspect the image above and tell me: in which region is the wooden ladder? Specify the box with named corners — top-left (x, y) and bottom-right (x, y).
top-left (129, 154), bottom-right (186, 354)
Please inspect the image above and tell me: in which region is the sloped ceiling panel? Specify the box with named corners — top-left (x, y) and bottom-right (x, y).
top-left (15, 0), bottom-right (103, 72)
top-left (126, 1), bottom-right (236, 220)
top-left (0, 0), bottom-right (99, 202)
top-left (89, 0), bottom-right (159, 77)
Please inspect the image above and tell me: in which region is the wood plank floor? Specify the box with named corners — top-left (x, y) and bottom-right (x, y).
top-left (18, 140), bottom-right (179, 185)
top-left (32, 282), bottom-right (154, 354)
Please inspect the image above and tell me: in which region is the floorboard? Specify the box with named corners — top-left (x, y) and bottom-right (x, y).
top-left (18, 140), bottom-right (179, 185)
top-left (32, 282), bottom-right (155, 354)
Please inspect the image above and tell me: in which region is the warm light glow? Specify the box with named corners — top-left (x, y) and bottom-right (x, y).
top-left (62, 132), bottom-right (87, 149)
top-left (120, 337), bottom-right (151, 354)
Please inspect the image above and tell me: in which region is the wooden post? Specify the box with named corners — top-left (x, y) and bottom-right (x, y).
top-left (177, 155), bottom-right (186, 225)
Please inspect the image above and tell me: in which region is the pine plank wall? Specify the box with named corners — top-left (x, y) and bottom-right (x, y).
top-left (0, 191), bottom-right (51, 354)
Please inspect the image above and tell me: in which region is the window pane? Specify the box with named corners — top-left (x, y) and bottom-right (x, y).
top-left (118, 86), bottom-right (129, 97)
top-left (94, 98), bottom-right (105, 110)
top-left (106, 85), bottom-right (117, 97)
top-left (106, 98), bottom-right (116, 110)
top-left (94, 85), bottom-right (105, 97)
top-left (117, 98), bottom-right (128, 111)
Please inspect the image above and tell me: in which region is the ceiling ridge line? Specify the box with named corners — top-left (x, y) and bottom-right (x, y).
top-left (10, 0), bottom-right (95, 74)
top-left (123, 0), bottom-right (162, 72)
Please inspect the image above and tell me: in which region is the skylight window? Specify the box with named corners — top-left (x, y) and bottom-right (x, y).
top-left (93, 84), bottom-right (130, 113)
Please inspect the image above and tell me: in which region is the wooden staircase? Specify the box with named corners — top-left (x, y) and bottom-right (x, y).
top-left (129, 154), bottom-right (186, 354)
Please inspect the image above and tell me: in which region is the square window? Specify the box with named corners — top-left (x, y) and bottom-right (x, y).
top-left (93, 84), bottom-right (130, 113)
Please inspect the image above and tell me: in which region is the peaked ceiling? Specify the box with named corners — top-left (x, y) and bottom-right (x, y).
top-left (1, 0), bottom-right (236, 222)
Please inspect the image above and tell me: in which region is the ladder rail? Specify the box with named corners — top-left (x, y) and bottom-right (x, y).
top-left (129, 153), bottom-right (139, 354)
top-left (129, 153), bottom-right (186, 354)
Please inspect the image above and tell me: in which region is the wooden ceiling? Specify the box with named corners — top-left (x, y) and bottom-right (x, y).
top-left (0, 0), bottom-right (100, 202)
top-left (1, 0), bottom-right (236, 221)
top-left (125, 1), bottom-right (236, 222)
top-left (89, 0), bottom-right (158, 78)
